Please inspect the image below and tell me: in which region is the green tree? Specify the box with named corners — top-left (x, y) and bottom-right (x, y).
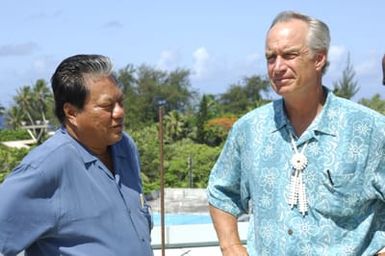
top-left (0, 145), bottom-right (29, 183)
top-left (0, 104), bottom-right (5, 115)
top-left (196, 95), bottom-right (209, 143)
top-left (31, 79), bottom-right (53, 123)
top-left (164, 139), bottom-right (221, 188)
top-left (163, 110), bottom-right (186, 142)
top-left (116, 64), bottom-right (136, 94)
top-left (359, 94), bottom-right (385, 115)
top-left (118, 65), bottom-right (197, 129)
top-left (5, 106), bottom-right (25, 129)
top-left (14, 85), bottom-right (35, 125)
top-left (219, 75), bottom-right (270, 115)
top-left (116, 65), bottom-right (143, 129)
top-left (204, 115), bottom-right (237, 146)
top-left (128, 125), bottom-right (161, 193)
top-left (333, 54), bottom-right (359, 99)
top-left (7, 80), bottom-right (54, 143)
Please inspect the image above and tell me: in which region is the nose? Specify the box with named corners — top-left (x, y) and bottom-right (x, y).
top-left (112, 102), bottom-right (124, 119)
top-left (272, 56), bottom-right (286, 75)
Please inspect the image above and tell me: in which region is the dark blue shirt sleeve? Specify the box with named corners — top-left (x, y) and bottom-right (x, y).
top-left (0, 163), bottom-right (58, 255)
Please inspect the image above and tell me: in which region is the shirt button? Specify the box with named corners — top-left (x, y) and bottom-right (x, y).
top-left (288, 229), bottom-right (293, 235)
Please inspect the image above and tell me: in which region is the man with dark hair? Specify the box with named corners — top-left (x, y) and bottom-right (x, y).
top-left (0, 54), bottom-right (153, 256)
top-left (208, 11), bottom-right (385, 256)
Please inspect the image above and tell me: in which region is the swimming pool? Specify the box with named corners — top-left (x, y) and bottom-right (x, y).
top-left (152, 213), bottom-right (212, 226)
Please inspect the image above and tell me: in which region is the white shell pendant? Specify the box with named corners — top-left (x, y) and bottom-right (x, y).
top-left (288, 132), bottom-right (309, 216)
top-left (291, 152), bottom-right (308, 171)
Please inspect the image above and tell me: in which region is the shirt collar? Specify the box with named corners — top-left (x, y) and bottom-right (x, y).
top-left (271, 86), bottom-right (337, 138)
top-left (59, 127), bottom-right (98, 165)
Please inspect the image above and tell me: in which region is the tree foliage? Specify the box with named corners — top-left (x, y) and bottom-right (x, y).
top-left (219, 75), bottom-right (271, 115)
top-left (5, 79), bottom-right (55, 142)
top-left (359, 94), bottom-right (385, 115)
top-left (196, 95), bottom-right (209, 143)
top-left (0, 104), bottom-right (5, 116)
top-left (333, 54), bottom-right (359, 99)
top-left (0, 145), bottom-right (29, 183)
top-left (164, 139), bottom-right (221, 188)
top-left (117, 65), bottom-right (198, 129)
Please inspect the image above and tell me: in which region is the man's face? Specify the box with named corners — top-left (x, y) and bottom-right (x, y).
top-left (265, 19), bottom-right (323, 97)
top-left (74, 75), bottom-right (125, 150)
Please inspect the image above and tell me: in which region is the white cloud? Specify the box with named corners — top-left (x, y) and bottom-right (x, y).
top-left (192, 47), bottom-right (210, 79)
top-left (325, 45), bottom-right (348, 81)
top-left (156, 50), bottom-right (180, 71)
top-left (328, 45), bottom-right (346, 64)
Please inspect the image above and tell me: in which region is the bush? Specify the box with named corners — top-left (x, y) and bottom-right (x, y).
top-left (0, 129), bottom-right (30, 142)
top-left (0, 145), bottom-right (29, 183)
top-left (164, 139), bottom-right (221, 188)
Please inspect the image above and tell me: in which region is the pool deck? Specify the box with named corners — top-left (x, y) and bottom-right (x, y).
top-left (147, 188), bottom-right (209, 213)
top-left (151, 222), bottom-right (249, 256)
top-left (149, 188), bottom-right (249, 255)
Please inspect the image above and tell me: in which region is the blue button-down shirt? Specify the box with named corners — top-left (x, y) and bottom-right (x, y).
top-left (208, 88), bottom-right (385, 255)
top-left (0, 128), bottom-right (153, 256)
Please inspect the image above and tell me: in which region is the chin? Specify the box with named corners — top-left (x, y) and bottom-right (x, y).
top-left (274, 85), bottom-right (295, 96)
top-left (108, 134), bottom-right (123, 145)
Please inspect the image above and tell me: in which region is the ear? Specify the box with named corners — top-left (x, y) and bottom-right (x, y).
top-left (314, 52), bottom-right (327, 72)
top-left (63, 103), bottom-right (79, 126)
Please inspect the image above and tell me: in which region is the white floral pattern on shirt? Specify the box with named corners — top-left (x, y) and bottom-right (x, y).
top-left (208, 87), bottom-right (385, 256)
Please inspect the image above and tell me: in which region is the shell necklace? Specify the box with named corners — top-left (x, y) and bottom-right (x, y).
top-left (288, 132), bottom-right (309, 216)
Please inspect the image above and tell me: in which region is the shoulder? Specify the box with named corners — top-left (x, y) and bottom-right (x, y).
top-left (2, 131), bottom-right (76, 193)
top-left (13, 130), bottom-right (81, 181)
top-left (331, 95), bottom-right (385, 125)
top-left (231, 101), bottom-right (276, 132)
top-left (327, 95), bottom-right (385, 142)
top-left (22, 131), bottom-right (75, 166)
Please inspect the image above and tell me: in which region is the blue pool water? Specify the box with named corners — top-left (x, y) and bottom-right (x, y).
top-left (152, 213), bottom-right (212, 226)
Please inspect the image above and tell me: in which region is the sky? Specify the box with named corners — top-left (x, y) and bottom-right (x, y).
top-left (1, 0), bottom-right (384, 108)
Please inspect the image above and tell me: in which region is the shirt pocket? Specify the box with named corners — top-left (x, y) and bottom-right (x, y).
top-left (313, 168), bottom-right (364, 218)
top-left (129, 191), bottom-right (153, 241)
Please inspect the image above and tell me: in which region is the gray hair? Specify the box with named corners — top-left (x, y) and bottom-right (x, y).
top-left (269, 11), bottom-right (330, 75)
top-left (51, 54), bottom-right (118, 124)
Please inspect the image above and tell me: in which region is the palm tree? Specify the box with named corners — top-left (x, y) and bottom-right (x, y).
top-left (164, 110), bottom-right (185, 142)
top-left (10, 80), bottom-right (53, 143)
top-left (31, 79), bottom-right (52, 123)
top-left (5, 106), bottom-right (25, 129)
top-left (14, 86), bottom-right (34, 125)
top-left (0, 104), bottom-right (5, 116)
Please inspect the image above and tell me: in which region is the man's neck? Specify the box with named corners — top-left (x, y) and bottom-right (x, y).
top-left (284, 86), bottom-right (325, 136)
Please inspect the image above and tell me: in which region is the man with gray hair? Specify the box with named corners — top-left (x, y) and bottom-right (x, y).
top-left (0, 54), bottom-right (153, 256)
top-left (208, 11), bottom-right (385, 256)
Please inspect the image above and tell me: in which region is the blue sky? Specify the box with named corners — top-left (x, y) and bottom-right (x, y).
top-left (1, 0), bottom-right (384, 107)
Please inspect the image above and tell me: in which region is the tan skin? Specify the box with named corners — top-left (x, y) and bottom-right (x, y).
top-left (209, 19), bottom-right (327, 256)
top-left (63, 75), bottom-right (125, 173)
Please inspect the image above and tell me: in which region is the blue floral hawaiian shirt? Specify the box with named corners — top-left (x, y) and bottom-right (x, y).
top-left (207, 87), bottom-right (385, 255)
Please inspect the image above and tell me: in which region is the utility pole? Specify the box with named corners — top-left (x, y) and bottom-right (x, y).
top-left (188, 155), bottom-right (193, 188)
top-left (157, 99), bottom-right (166, 256)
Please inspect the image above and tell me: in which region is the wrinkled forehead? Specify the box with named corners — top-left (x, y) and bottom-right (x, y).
top-left (265, 20), bottom-right (309, 51)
